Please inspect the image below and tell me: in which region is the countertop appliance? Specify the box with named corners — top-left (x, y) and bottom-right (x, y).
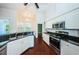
top-left (52, 21), bottom-right (65, 29)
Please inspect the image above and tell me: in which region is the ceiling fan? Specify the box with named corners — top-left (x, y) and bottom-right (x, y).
top-left (24, 3), bottom-right (39, 9)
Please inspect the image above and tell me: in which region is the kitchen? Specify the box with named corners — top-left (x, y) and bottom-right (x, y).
top-left (0, 3), bottom-right (79, 55)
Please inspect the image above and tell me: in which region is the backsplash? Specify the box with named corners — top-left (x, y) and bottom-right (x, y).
top-left (65, 30), bottom-right (79, 37)
top-left (45, 28), bottom-right (79, 37)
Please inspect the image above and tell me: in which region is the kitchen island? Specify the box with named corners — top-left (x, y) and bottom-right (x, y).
top-left (0, 32), bottom-right (34, 55)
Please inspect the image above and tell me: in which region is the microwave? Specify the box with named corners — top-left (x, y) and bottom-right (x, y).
top-left (52, 21), bottom-right (65, 29)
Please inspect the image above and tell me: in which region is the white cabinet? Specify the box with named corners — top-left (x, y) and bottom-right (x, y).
top-left (21, 38), bottom-right (28, 52)
top-left (7, 39), bottom-right (22, 55)
top-left (43, 33), bottom-right (49, 45)
top-left (51, 8), bottom-right (79, 29)
top-left (21, 36), bottom-right (34, 52)
top-left (65, 9), bottom-right (79, 29)
top-left (7, 36), bottom-right (34, 55)
top-left (45, 4), bottom-right (79, 29)
top-left (61, 40), bottom-right (79, 55)
top-left (27, 36), bottom-right (34, 47)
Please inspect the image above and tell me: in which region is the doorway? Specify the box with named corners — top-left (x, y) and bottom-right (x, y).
top-left (38, 24), bottom-right (42, 37)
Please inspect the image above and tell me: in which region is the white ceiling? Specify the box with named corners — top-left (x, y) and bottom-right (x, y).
top-left (0, 3), bottom-right (55, 12)
top-left (0, 3), bottom-right (56, 24)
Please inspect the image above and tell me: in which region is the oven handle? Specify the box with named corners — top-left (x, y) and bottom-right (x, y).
top-left (50, 36), bottom-right (60, 41)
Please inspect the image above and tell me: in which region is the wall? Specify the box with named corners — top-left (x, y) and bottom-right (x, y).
top-left (0, 8), bottom-right (17, 33)
top-left (0, 3), bottom-right (38, 37)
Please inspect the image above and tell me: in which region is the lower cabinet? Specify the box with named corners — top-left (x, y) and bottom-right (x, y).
top-left (7, 36), bottom-right (34, 55)
top-left (61, 40), bottom-right (79, 55)
top-left (43, 33), bottom-right (49, 45)
top-left (21, 36), bottom-right (34, 53)
top-left (7, 39), bottom-right (22, 55)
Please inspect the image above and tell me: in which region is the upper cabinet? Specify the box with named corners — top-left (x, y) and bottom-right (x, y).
top-left (65, 8), bottom-right (79, 29)
top-left (45, 3), bottom-right (79, 29)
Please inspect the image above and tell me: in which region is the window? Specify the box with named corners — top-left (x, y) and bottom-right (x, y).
top-left (0, 19), bottom-right (10, 35)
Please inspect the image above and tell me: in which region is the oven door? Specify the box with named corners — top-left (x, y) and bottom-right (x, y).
top-left (50, 36), bottom-right (60, 50)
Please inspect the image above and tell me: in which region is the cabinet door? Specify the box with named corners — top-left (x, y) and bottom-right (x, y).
top-left (43, 34), bottom-right (49, 45)
top-left (21, 36), bottom-right (34, 52)
top-left (21, 37), bottom-right (29, 52)
top-left (7, 40), bottom-right (22, 55)
top-left (26, 36), bottom-right (34, 47)
top-left (61, 40), bottom-right (72, 55)
top-left (7, 36), bottom-right (34, 55)
top-left (65, 9), bottom-right (79, 29)
top-left (61, 40), bottom-right (79, 55)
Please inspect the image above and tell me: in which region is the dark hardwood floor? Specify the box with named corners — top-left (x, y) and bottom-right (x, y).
top-left (21, 35), bottom-right (57, 55)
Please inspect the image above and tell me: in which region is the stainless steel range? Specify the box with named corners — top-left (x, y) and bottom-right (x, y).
top-left (49, 35), bottom-right (60, 50)
top-left (49, 31), bottom-right (68, 54)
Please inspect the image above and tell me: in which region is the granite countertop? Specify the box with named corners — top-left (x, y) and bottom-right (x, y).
top-left (0, 41), bottom-right (8, 48)
top-left (44, 31), bottom-right (79, 46)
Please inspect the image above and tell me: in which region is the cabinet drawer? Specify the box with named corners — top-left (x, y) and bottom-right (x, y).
top-left (43, 33), bottom-right (49, 45)
top-left (61, 40), bottom-right (79, 55)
